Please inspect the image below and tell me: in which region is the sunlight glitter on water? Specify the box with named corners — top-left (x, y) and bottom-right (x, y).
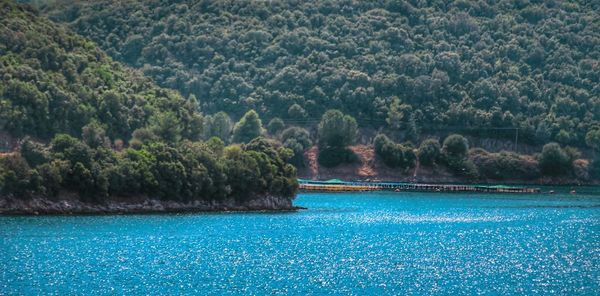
top-left (1, 192), bottom-right (599, 295)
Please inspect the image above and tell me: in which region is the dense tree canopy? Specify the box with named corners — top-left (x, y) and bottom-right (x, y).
top-left (0, 1), bottom-right (298, 202)
top-left (0, 134), bottom-right (297, 201)
top-left (0, 1), bottom-right (203, 142)
top-left (37, 0), bottom-right (600, 147)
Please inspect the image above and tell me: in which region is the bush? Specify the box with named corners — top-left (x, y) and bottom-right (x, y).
top-left (21, 139), bottom-right (49, 167)
top-left (417, 138), bottom-right (441, 166)
top-left (280, 127), bottom-right (312, 167)
top-left (318, 147), bottom-right (358, 168)
top-left (318, 110), bottom-right (357, 149)
top-left (373, 134), bottom-right (416, 169)
top-left (538, 142), bottom-right (571, 176)
top-left (442, 134), bottom-right (469, 159)
top-left (445, 156), bottom-right (479, 178)
top-left (471, 149), bottom-right (540, 180)
top-left (0, 155), bottom-right (35, 197)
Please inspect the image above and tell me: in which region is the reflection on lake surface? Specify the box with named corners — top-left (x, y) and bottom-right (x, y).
top-left (1, 192), bottom-right (599, 295)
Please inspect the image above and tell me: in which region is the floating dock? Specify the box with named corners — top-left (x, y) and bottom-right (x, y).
top-left (298, 179), bottom-right (540, 194)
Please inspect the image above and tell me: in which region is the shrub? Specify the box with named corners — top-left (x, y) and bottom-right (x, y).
top-left (373, 134), bottom-right (416, 169)
top-left (538, 142), bottom-right (571, 176)
top-left (442, 134), bottom-right (469, 159)
top-left (318, 110), bottom-right (357, 149)
top-left (280, 127), bottom-right (312, 167)
top-left (471, 149), bottom-right (540, 180)
top-left (21, 138), bottom-right (49, 167)
top-left (445, 156), bottom-right (479, 178)
top-left (417, 138), bottom-right (441, 166)
top-left (318, 147), bottom-right (358, 168)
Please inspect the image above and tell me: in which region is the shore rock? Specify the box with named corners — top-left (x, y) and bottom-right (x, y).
top-left (0, 195), bottom-right (299, 215)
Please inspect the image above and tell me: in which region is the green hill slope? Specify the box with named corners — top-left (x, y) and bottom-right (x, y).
top-left (0, 1), bottom-right (298, 208)
top-left (38, 0), bottom-right (600, 146)
top-left (0, 0), bottom-right (202, 141)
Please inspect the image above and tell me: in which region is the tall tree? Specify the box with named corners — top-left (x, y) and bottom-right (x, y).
top-left (318, 110), bottom-right (357, 149)
top-left (232, 110), bottom-right (263, 143)
top-left (204, 112), bottom-right (233, 142)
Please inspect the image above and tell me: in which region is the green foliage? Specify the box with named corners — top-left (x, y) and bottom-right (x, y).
top-left (280, 127), bottom-right (312, 167)
top-left (538, 143), bottom-right (572, 176)
top-left (373, 134), bottom-right (415, 169)
top-left (442, 134), bottom-right (469, 160)
top-left (318, 110), bottom-right (357, 149)
top-left (0, 154), bottom-right (34, 196)
top-left (203, 111), bottom-right (232, 142)
top-left (417, 138), bottom-right (441, 167)
top-left (129, 128), bottom-right (158, 145)
top-left (267, 118), bottom-right (285, 135)
top-left (471, 149), bottom-right (540, 180)
top-left (82, 122), bottom-right (110, 149)
top-left (20, 138), bottom-right (49, 167)
top-left (1, 135), bottom-right (298, 202)
top-left (317, 148), bottom-right (358, 168)
top-left (0, 1), bottom-right (204, 142)
top-left (441, 134), bottom-right (478, 177)
top-left (586, 128), bottom-right (600, 152)
top-left (149, 112), bottom-right (183, 143)
top-left (386, 97), bottom-right (411, 130)
top-left (445, 156), bottom-right (479, 178)
top-left (232, 110), bottom-right (263, 143)
top-left (39, 0), bottom-right (600, 147)
top-left (206, 137), bottom-right (225, 156)
top-left (288, 104), bottom-right (307, 120)
top-left (0, 2), bottom-right (300, 204)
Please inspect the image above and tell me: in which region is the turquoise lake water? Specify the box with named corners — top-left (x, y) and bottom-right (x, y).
top-left (1, 192), bottom-right (599, 295)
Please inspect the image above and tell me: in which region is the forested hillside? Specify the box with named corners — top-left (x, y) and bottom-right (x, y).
top-left (0, 0), bottom-right (298, 205)
top-left (0, 0), bottom-right (206, 141)
top-left (39, 0), bottom-right (600, 147)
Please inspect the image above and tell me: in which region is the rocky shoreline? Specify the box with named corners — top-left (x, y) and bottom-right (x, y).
top-left (0, 195), bottom-right (301, 215)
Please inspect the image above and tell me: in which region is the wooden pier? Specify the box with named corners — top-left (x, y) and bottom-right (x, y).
top-left (298, 179), bottom-right (540, 194)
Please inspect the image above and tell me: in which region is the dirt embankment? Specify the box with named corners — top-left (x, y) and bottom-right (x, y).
top-left (299, 145), bottom-right (597, 185)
